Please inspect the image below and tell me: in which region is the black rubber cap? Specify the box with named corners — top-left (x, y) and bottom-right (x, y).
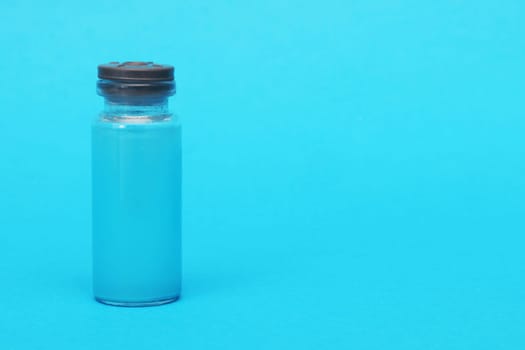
top-left (98, 61), bottom-right (174, 82)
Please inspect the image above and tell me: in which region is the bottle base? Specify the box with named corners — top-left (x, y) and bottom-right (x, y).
top-left (95, 295), bottom-right (179, 307)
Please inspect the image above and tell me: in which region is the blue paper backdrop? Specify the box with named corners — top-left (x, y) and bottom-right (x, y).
top-left (0, 1), bottom-right (524, 349)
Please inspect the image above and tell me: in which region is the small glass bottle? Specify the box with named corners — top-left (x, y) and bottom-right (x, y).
top-left (92, 62), bottom-right (181, 306)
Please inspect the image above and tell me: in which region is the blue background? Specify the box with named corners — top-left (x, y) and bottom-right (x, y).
top-left (1, 0), bottom-right (524, 348)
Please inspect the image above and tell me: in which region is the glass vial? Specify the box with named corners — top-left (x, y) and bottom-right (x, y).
top-left (92, 62), bottom-right (181, 306)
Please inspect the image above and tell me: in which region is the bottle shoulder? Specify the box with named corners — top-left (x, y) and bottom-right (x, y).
top-left (93, 114), bottom-right (180, 130)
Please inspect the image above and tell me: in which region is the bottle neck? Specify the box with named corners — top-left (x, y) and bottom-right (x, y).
top-left (97, 79), bottom-right (175, 123)
top-left (101, 97), bottom-right (171, 122)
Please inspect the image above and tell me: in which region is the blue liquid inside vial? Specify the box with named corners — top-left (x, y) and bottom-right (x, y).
top-left (92, 120), bottom-right (181, 306)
